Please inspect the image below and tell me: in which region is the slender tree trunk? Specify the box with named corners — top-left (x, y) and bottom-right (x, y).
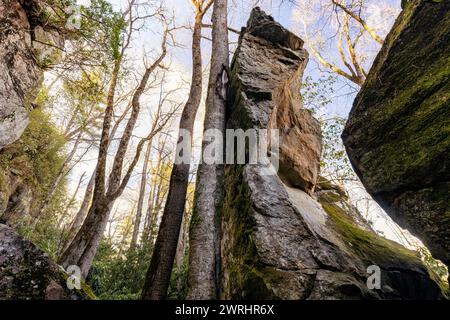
top-left (142, 182), bottom-right (156, 242)
top-left (145, 207), bottom-right (158, 244)
top-left (130, 139), bottom-right (153, 249)
top-left (142, 15), bottom-right (205, 300)
top-left (33, 131), bottom-right (83, 223)
top-left (61, 169), bottom-right (95, 252)
top-left (175, 210), bottom-right (188, 270)
top-left (69, 171), bottom-right (94, 231)
top-left (59, 199), bottom-right (113, 278)
top-left (119, 203), bottom-right (136, 255)
top-left (175, 210), bottom-right (189, 292)
top-left (176, 184), bottom-right (194, 270)
top-left (58, 171), bottom-right (86, 229)
top-left (142, 138), bottom-right (164, 243)
top-left (187, 0), bottom-right (229, 299)
top-left (147, 167), bottom-right (168, 243)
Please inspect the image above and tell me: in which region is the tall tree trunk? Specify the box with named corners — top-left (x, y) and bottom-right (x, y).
top-left (176, 184), bottom-right (194, 270)
top-left (58, 55), bottom-right (121, 276)
top-left (141, 13), bottom-right (206, 300)
top-left (175, 210), bottom-right (188, 270)
top-left (130, 139), bottom-right (153, 249)
top-left (187, 0), bottom-right (229, 299)
top-left (142, 137), bottom-right (165, 243)
top-left (59, 199), bottom-right (113, 278)
top-left (142, 179), bottom-right (156, 243)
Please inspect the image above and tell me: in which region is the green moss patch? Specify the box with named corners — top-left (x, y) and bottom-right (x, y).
top-left (221, 165), bottom-right (284, 299)
top-left (320, 200), bottom-right (421, 269)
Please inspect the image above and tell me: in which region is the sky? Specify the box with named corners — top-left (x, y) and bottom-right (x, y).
top-left (55, 0), bottom-right (428, 250)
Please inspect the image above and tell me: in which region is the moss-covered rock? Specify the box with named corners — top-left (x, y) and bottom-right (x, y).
top-left (222, 161), bottom-right (445, 299)
top-left (342, 0), bottom-right (450, 269)
top-left (0, 223), bottom-right (94, 299)
top-left (0, 108), bottom-right (67, 225)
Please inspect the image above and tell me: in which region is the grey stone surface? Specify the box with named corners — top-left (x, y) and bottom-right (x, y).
top-left (221, 7), bottom-right (444, 300)
top-left (0, 0), bottom-right (65, 149)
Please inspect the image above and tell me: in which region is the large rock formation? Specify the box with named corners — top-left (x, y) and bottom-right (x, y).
top-left (342, 0), bottom-right (449, 271)
top-left (226, 8), bottom-right (322, 194)
top-left (0, 0), bottom-right (66, 149)
top-left (221, 7), bottom-right (445, 300)
top-left (0, 223), bottom-right (94, 299)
